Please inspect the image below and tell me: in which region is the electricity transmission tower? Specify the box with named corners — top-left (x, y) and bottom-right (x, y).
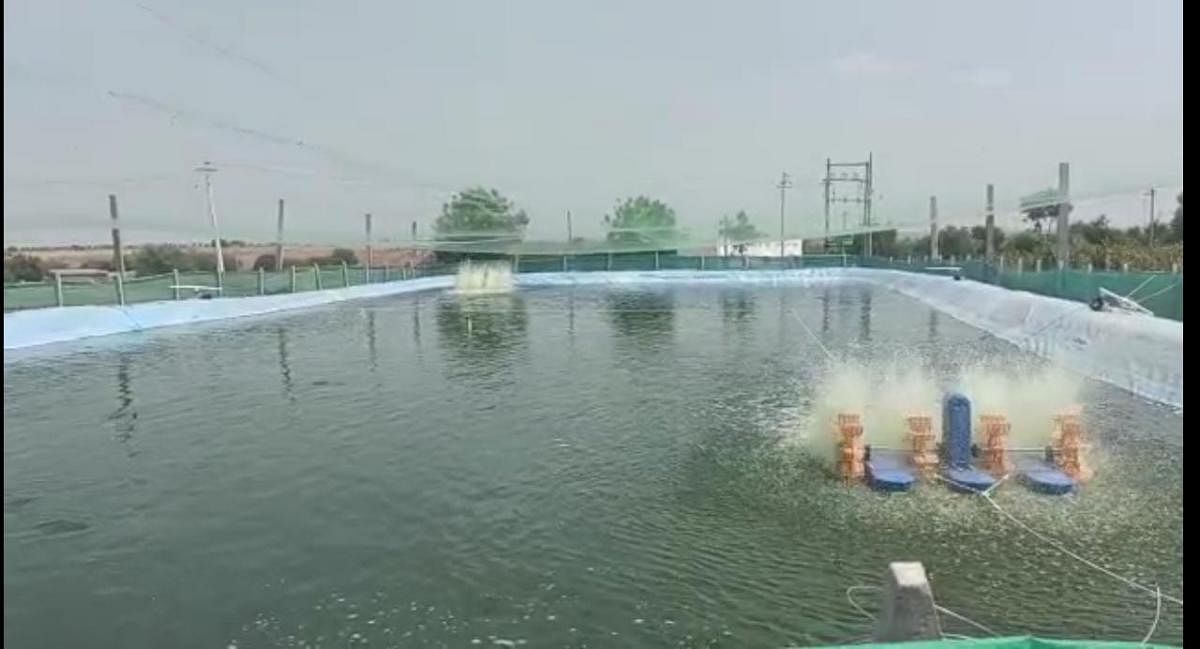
top-left (822, 154), bottom-right (874, 255)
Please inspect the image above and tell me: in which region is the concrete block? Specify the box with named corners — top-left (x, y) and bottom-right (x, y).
top-left (873, 561), bottom-right (942, 642)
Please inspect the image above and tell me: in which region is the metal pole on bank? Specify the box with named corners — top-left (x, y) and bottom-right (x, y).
top-left (364, 213), bottom-right (373, 283)
top-left (108, 194), bottom-right (126, 283)
top-left (196, 161), bottom-right (225, 290)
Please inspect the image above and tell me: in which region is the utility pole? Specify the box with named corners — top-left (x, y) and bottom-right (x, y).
top-left (275, 199), bottom-right (285, 271)
top-left (778, 171), bottom-right (792, 257)
top-left (929, 195), bottom-right (940, 261)
top-left (1147, 187), bottom-right (1157, 247)
top-left (365, 213), bottom-right (373, 278)
top-left (1056, 162), bottom-right (1071, 266)
top-left (566, 210), bottom-right (573, 244)
top-left (108, 194), bottom-right (126, 281)
top-left (985, 184), bottom-right (995, 264)
top-left (864, 152), bottom-right (874, 257)
top-left (195, 161), bottom-right (224, 276)
top-left (823, 158), bottom-right (832, 246)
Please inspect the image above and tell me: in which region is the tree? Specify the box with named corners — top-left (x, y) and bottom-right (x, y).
top-left (129, 244), bottom-right (238, 274)
top-left (131, 245), bottom-right (192, 275)
top-left (252, 254), bottom-right (278, 270)
top-left (604, 196), bottom-right (678, 245)
top-left (1169, 192), bottom-right (1182, 242)
top-left (328, 248), bottom-right (358, 265)
top-left (719, 211), bottom-right (763, 254)
top-left (1020, 189), bottom-right (1070, 234)
top-left (1068, 215), bottom-right (1114, 246)
top-left (719, 211), bottom-right (762, 242)
top-left (3, 254), bottom-right (46, 282)
top-left (1003, 231), bottom-right (1044, 256)
top-left (434, 187), bottom-right (529, 241)
top-left (937, 226), bottom-right (975, 258)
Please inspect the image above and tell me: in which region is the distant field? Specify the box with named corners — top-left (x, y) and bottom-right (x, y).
top-left (12, 244), bottom-right (430, 271)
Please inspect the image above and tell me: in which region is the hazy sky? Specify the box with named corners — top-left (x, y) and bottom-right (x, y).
top-left (3, 0), bottom-right (1183, 246)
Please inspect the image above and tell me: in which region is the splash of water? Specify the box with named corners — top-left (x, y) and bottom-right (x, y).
top-left (957, 362), bottom-right (1083, 447)
top-left (791, 360), bottom-right (1080, 458)
top-left (454, 261), bottom-right (514, 294)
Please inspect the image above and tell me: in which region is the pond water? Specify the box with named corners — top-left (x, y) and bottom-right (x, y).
top-left (3, 283), bottom-right (1182, 648)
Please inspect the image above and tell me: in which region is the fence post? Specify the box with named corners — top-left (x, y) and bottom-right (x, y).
top-left (1017, 258), bottom-right (1024, 274)
top-left (1086, 262), bottom-right (1093, 273)
top-left (699, 255), bottom-right (705, 271)
top-left (743, 255), bottom-right (749, 270)
top-left (1122, 262), bottom-right (1130, 273)
top-left (514, 253), bottom-right (521, 274)
top-left (114, 272), bottom-right (126, 306)
top-left (172, 269), bottom-right (181, 300)
top-left (289, 266), bottom-right (297, 293)
top-left (1105, 252), bottom-right (1112, 271)
top-left (54, 272), bottom-right (64, 307)
top-left (1035, 258), bottom-right (1042, 273)
top-left (313, 264), bottom-right (322, 290)
top-left (606, 253), bottom-right (612, 271)
top-left (342, 262), bottom-right (350, 287)
top-left (258, 267), bottom-right (266, 295)
top-left (654, 251), bottom-right (660, 270)
top-left (384, 264), bottom-right (390, 282)
top-left (1171, 261), bottom-right (1179, 274)
top-left (998, 256), bottom-right (1005, 273)
top-left (562, 255), bottom-right (568, 272)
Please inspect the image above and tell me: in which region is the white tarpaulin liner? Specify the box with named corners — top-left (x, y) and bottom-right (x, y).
top-left (4, 269), bottom-right (1182, 409)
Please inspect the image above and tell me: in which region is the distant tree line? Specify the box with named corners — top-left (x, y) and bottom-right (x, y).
top-left (3, 245), bottom-right (363, 283)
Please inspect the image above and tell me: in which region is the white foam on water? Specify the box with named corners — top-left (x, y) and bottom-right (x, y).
top-left (454, 261), bottom-right (514, 294)
top-left (789, 360), bottom-right (1083, 460)
top-left (957, 362), bottom-right (1083, 448)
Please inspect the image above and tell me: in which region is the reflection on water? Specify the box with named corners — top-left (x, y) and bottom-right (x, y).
top-left (606, 290), bottom-right (675, 346)
top-left (858, 287), bottom-right (872, 344)
top-left (276, 327), bottom-right (295, 402)
top-left (365, 309), bottom-right (378, 374)
top-left (821, 286), bottom-right (831, 336)
top-left (720, 290), bottom-right (755, 326)
top-left (110, 353), bottom-right (137, 456)
top-left (435, 293), bottom-right (529, 371)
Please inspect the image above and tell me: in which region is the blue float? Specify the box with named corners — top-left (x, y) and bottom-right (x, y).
top-left (1015, 454), bottom-right (1077, 495)
top-left (865, 449), bottom-right (916, 493)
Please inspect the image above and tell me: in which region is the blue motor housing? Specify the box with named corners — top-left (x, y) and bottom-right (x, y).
top-left (942, 392), bottom-right (972, 469)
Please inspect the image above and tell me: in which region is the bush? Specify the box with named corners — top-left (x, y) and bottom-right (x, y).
top-left (129, 245), bottom-right (240, 274)
top-left (329, 248), bottom-right (358, 265)
top-left (252, 254), bottom-right (278, 270)
top-left (81, 258), bottom-right (116, 271)
top-left (4, 254), bottom-right (46, 282)
top-left (130, 245), bottom-right (190, 275)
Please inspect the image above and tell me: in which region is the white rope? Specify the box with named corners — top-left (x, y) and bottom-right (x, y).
top-left (1124, 274), bottom-right (1159, 300)
top-left (935, 474), bottom-right (1183, 607)
top-left (935, 604), bottom-right (999, 637)
top-left (846, 584), bottom-right (994, 640)
top-left (1128, 280), bottom-right (1179, 306)
top-left (789, 308), bottom-right (836, 362)
top-left (1141, 586), bottom-right (1163, 645)
top-left (845, 585), bottom-right (878, 621)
